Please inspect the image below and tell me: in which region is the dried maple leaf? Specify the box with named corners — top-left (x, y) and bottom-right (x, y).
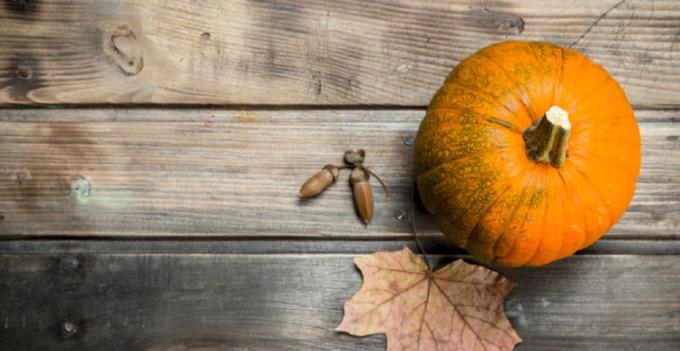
top-left (336, 247), bottom-right (521, 351)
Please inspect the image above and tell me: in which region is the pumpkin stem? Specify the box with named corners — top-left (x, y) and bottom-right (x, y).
top-left (523, 106), bottom-right (571, 168)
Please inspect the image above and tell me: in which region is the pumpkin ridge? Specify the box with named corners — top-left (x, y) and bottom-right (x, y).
top-left (416, 147), bottom-right (514, 184)
top-left (551, 46), bottom-right (566, 107)
top-left (559, 71), bottom-right (612, 119)
top-left (477, 52), bottom-right (536, 122)
top-left (570, 130), bottom-right (640, 146)
top-left (417, 115), bottom-right (523, 140)
top-left (562, 167), bottom-right (607, 249)
top-left (420, 121), bottom-right (524, 151)
top-left (528, 168), bottom-right (565, 265)
top-left (501, 166), bottom-right (549, 266)
top-left (554, 47), bottom-right (590, 99)
top-left (523, 168), bottom-right (555, 266)
top-left (571, 166), bottom-right (616, 228)
top-left (570, 147), bottom-right (640, 176)
top-left (438, 80), bottom-right (522, 119)
top-left (493, 166), bottom-right (544, 266)
top-left (570, 115), bottom-right (632, 131)
top-left (424, 107), bottom-right (523, 134)
top-left (415, 134), bottom-right (523, 172)
top-left (418, 158), bottom-right (501, 247)
top-left (524, 42), bottom-right (564, 110)
top-left (485, 117), bottom-right (523, 134)
top-left (465, 175), bottom-right (522, 261)
top-left (490, 183), bottom-right (532, 262)
top-left (554, 167), bottom-right (588, 258)
top-left (489, 159), bottom-right (542, 260)
top-left (573, 76), bottom-right (612, 106)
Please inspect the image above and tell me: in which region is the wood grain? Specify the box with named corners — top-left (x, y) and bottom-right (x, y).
top-left (0, 109), bottom-right (678, 239)
top-left (1, 0), bottom-right (679, 107)
top-left (0, 252), bottom-right (678, 350)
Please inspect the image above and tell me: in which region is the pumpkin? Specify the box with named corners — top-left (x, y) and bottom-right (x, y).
top-left (414, 41), bottom-right (640, 267)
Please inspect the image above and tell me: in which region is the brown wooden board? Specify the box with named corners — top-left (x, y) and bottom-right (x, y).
top-left (0, 109), bottom-right (678, 239)
top-left (0, 251), bottom-right (678, 350)
top-left (1, 0), bottom-right (679, 107)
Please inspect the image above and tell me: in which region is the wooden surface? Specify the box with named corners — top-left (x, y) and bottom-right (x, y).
top-left (0, 109), bottom-right (678, 239)
top-left (0, 244), bottom-right (678, 351)
top-left (1, 0), bottom-right (679, 107)
top-left (1, 1), bottom-right (680, 350)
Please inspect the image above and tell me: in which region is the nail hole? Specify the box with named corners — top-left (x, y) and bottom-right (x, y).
top-left (62, 321), bottom-right (77, 337)
top-left (200, 32), bottom-right (211, 40)
top-left (15, 172), bottom-right (28, 185)
top-left (60, 256), bottom-right (80, 271)
top-left (16, 66), bottom-right (32, 80)
top-left (395, 211), bottom-right (406, 221)
top-left (403, 135), bottom-right (415, 147)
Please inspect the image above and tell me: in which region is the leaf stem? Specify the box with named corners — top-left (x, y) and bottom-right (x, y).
top-left (410, 202), bottom-right (431, 272)
top-left (364, 167), bottom-right (390, 199)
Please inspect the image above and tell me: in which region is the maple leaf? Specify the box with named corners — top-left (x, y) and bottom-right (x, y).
top-left (336, 247), bottom-right (521, 351)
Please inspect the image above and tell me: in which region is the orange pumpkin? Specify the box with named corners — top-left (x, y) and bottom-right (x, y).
top-left (415, 41), bottom-right (641, 267)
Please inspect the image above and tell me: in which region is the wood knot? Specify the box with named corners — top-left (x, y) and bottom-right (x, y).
top-left (71, 176), bottom-right (91, 200)
top-left (103, 24), bottom-right (143, 76)
top-left (16, 65), bottom-right (32, 79)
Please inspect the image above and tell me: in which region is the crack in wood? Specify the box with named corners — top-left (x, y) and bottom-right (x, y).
top-left (571, 0), bottom-right (626, 48)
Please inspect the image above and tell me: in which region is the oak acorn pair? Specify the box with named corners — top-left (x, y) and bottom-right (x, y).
top-left (299, 150), bottom-right (388, 225)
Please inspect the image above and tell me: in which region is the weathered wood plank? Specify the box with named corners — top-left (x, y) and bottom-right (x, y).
top-left (2, 238), bottom-right (680, 256)
top-left (0, 109), bottom-right (678, 239)
top-left (0, 253), bottom-right (678, 350)
top-left (1, 0), bottom-right (679, 107)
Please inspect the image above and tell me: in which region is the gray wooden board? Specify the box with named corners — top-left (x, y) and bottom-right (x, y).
top-left (0, 0), bottom-right (679, 107)
top-left (1, 238), bottom-right (680, 256)
top-left (0, 252), bottom-right (678, 350)
top-left (0, 109), bottom-right (678, 239)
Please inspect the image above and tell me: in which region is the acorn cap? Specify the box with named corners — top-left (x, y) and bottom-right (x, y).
top-left (323, 164), bottom-right (340, 179)
top-left (344, 149), bottom-right (366, 166)
top-left (350, 166), bottom-right (370, 184)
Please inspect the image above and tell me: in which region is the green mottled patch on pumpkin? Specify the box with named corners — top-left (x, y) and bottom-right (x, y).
top-left (415, 109), bottom-right (502, 175)
top-left (527, 187), bottom-right (545, 208)
top-left (417, 153), bottom-right (499, 248)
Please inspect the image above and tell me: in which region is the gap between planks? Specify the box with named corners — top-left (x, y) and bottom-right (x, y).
top-left (0, 238), bottom-right (679, 256)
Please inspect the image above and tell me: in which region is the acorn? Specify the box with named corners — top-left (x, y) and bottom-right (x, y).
top-left (350, 167), bottom-right (373, 225)
top-left (299, 164), bottom-right (340, 198)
